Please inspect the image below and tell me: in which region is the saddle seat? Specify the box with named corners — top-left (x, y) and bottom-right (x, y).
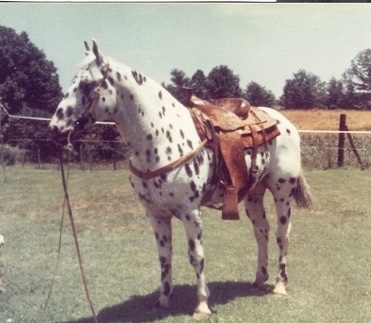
top-left (183, 89), bottom-right (280, 220)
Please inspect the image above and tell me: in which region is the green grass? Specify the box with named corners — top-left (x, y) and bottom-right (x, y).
top-left (1, 166), bottom-right (371, 322)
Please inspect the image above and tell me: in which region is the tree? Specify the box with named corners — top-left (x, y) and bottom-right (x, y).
top-left (205, 65), bottom-right (242, 99)
top-left (0, 26), bottom-right (63, 115)
top-left (164, 68), bottom-right (190, 101)
top-left (189, 69), bottom-right (208, 99)
top-left (343, 49), bottom-right (371, 109)
top-left (244, 81), bottom-right (276, 107)
top-left (349, 49), bottom-right (371, 92)
top-left (326, 77), bottom-right (346, 109)
top-left (280, 69), bottom-right (326, 109)
top-left (165, 66), bottom-right (242, 101)
top-left (0, 26), bottom-right (63, 163)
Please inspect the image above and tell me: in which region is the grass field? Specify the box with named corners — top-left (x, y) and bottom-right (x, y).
top-left (280, 109), bottom-right (371, 131)
top-left (1, 166), bottom-right (370, 322)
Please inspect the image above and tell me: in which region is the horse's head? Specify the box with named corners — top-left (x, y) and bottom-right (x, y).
top-left (49, 40), bottom-right (117, 145)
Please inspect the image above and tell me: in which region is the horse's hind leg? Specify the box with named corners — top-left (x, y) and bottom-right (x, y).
top-left (244, 182), bottom-right (270, 288)
top-left (147, 213), bottom-right (173, 309)
top-left (269, 177), bottom-right (296, 296)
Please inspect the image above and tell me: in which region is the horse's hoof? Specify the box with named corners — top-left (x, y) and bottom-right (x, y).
top-left (193, 302), bottom-right (212, 320)
top-left (273, 282), bottom-right (287, 296)
top-left (151, 299), bottom-right (170, 311)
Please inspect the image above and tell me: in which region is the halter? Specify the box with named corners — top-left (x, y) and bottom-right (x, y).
top-left (66, 61), bottom-right (110, 150)
top-left (74, 61), bottom-right (110, 129)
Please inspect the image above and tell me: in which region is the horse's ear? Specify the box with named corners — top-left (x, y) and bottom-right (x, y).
top-left (84, 41), bottom-right (90, 56)
top-left (84, 41), bottom-right (90, 51)
top-left (92, 39), bottom-right (103, 66)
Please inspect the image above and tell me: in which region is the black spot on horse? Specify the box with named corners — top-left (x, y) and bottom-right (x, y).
top-left (116, 72), bottom-right (122, 82)
top-left (187, 140), bottom-right (193, 149)
top-left (66, 106), bottom-right (74, 118)
top-left (166, 130), bottom-right (173, 143)
top-left (108, 76), bottom-right (115, 86)
top-left (289, 177), bottom-right (296, 185)
top-left (132, 70), bottom-right (144, 85)
top-left (185, 163), bottom-right (193, 177)
top-left (189, 239), bottom-right (195, 252)
top-left (56, 108), bottom-right (64, 120)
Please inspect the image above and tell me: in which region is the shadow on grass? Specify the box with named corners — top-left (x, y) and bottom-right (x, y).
top-left (60, 281), bottom-right (272, 323)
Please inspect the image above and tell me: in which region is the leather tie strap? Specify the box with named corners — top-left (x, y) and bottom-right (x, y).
top-left (129, 139), bottom-right (208, 180)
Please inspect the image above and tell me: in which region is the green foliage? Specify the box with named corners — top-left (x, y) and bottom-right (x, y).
top-left (205, 65), bottom-right (242, 99)
top-left (0, 25), bottom-right (63, 114)
top-left (1, 144), bottom-right (24, 165)
top-left (343, 48), bottom-right (371, 109)
top-left (244, 81), bottom-right (276, 107)
top-left (349, 48), bottom-right (371, 93)
top-left (326, 77), bottom-right (346, 109)
top-left (165, 65), bottom-right (243, 101)
top-left (280, 69), bottom-right (327, 109)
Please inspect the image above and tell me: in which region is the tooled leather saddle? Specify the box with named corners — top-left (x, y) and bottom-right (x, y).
top-left (182, 89), bottom-right (280, 220)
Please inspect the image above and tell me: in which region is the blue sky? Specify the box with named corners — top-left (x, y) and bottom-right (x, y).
top-left (1, 3), bottom-right (371, 97)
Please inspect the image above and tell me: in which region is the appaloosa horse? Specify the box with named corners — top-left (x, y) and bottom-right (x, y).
top-left (49, 40), bottom-right (311, 318)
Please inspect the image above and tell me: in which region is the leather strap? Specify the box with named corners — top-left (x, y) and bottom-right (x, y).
top-left (129, 139), bottom-right (208, 180)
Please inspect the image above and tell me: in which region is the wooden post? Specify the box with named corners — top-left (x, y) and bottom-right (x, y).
top-left (337, 114), bottom-right (346, 167)
top-left (345, 125), bottom-right (364, 170)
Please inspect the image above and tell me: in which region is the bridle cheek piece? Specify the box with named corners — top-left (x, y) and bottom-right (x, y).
top-left (67, 62), bottom-right (110, 149)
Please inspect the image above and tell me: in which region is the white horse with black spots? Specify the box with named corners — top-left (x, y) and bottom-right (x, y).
top-left (49, 40), bottom-right (311, 318)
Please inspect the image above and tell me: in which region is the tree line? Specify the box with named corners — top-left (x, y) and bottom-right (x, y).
top-left (1, 25), bottom-right (371, 164)
top-left (164, 50), bottom-right (371, 110)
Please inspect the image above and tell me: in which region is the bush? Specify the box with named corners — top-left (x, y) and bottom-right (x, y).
top-left (1, 145), bottom-right (24, 166)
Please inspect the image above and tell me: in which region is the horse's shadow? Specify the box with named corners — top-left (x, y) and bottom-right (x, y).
top-left (61, 281), bottom-right (272, 323)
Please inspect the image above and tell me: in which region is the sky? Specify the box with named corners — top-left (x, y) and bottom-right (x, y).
top-left (1, 2), bottom-right (371, 98)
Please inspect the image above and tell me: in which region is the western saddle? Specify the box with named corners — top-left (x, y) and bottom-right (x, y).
top-left (182, 89), bottom-right (280, 220)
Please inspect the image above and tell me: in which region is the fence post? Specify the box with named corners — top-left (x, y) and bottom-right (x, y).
top-left (337, 114), bottom-right (346, 167)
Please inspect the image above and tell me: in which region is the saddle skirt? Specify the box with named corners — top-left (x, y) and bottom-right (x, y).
top-left (183, 90), bottom-right (281, 220)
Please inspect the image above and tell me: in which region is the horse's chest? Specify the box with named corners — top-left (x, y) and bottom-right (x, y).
top-left (130, 150), bottom-right (214, 214)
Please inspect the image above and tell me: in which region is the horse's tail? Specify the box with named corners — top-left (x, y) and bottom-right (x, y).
top-left (293, 172), bottom-right (312, 209)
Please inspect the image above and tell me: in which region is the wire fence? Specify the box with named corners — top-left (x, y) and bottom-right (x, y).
top-left (1, 104), bottom-right (371, 171)
top-left (2, 131), bottom-right (371, 172)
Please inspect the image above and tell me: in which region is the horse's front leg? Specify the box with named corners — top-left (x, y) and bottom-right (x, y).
top-left (183, 209), bottom-right (211, 319)
top-left (147, 213), bottom-right (173, 309)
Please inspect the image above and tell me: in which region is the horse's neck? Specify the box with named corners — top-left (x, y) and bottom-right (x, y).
top-left (112, 65), bottom-right (200, 170)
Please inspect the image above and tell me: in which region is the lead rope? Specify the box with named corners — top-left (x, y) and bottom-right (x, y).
top-left (58, 149), bottom-right (99, 323)
top-left (36, 149), bottom-right (68, 322)
top-left (38, 148), bottom-right (98, 323)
